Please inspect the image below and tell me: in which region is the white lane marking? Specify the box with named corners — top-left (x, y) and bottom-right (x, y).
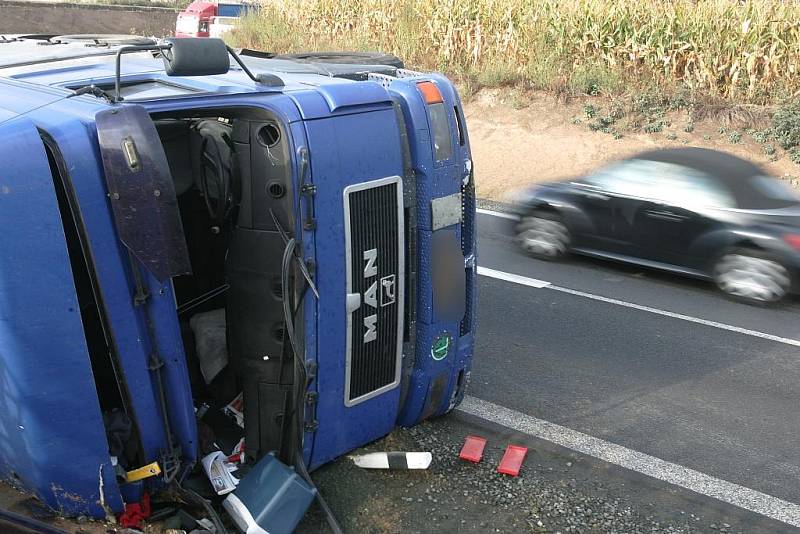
top-left (458, 396), bottom-right (800, 527)
top-left (477, 266), bottom-right (550, 289)
top-left (478, 267), bottom-right (800, 348)
top-left (477, 208), bottom-right (520, 221)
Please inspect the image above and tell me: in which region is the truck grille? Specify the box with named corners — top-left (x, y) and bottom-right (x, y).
top-left (344, 177), bottom-right (405, 406)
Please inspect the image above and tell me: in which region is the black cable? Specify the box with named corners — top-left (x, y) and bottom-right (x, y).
top-left (280, 239), bottom-right (343, 534)
top-left (176, 283), bottom-right (230, 316)
top-left (175, 484), bottom-right (228, 534)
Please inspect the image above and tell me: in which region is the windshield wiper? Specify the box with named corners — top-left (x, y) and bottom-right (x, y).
top-left (68, 84), bottom-right (115, 103)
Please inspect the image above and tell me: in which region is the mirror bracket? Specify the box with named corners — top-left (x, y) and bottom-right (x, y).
top-left (112, 39), bottom-right (284, 102)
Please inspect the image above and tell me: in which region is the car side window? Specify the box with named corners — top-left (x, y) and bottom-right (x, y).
top-left (584, 159), bottom-right (735, 208)
top-left (583, 160), bottom-right (663, 198)
top-left (646, 163), bottom-right (735, 208)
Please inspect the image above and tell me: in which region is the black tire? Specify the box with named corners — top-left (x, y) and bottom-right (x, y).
top-left (713, 247), bottom-right (792, 306)
top-left (273, 51), bottom-right (404, 69)
top-left (516, 210), bottom-right (570, 260)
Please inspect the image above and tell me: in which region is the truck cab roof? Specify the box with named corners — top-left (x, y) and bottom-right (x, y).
top-left (0, 35), bottom-right (404, 119)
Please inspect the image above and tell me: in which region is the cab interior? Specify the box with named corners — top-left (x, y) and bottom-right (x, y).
top-left (153, 107), bottom-right (303, 464)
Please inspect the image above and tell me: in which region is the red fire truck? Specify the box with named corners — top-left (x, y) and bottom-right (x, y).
top-left (175, 1), bottom-right (252, 38)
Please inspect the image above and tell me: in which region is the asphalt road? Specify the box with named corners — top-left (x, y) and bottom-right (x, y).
top-left (470, 210), bottom-right (800, 520)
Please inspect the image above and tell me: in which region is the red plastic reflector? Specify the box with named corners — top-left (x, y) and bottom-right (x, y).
top-left (417, 81), bottom-right (444, 105)
top-left (459, 435), bottom-right (487, 463)
top-left (497, 445), bottom-right (528, 476)
top-left (784, 234), bottom-right (800, 251)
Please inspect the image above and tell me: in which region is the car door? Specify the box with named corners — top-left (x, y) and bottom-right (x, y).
top-left (574, 161), bottom-right (653, 256)
top-left (632, 162), bottom-right (734, 269)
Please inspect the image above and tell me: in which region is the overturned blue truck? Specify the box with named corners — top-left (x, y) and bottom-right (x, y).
top-left (0, 35), bottom-right (476, 528)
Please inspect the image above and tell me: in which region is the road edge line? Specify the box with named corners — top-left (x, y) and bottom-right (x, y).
top-left (458, 395), bottom-right (800, 528)
top-left (549, 284), bottom-right (800, 347)
top-left (477, 208), bottom-right (520, 221)
top-left (477, 266), bottom-right (550, 289)
top-left (478, 266), bottom-right (800, 348)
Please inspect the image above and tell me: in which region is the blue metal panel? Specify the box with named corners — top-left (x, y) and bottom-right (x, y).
top-left (0, 115), bottom-right (124, 516)
top-left (380, 76), bottom-right (476, 427)
top-left (286, 120), bottom-right (320, 465)
top-left (38, 111), bottom-right (172, 464)
top-left (136, 267), bottom-right (199, 468)
top-left (303, 109), bottom-right (406, 468)
top-left (27, 99), bottom-right (199, 482)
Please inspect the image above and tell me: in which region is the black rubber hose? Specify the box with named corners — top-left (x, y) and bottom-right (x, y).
top-left (175, 484), bottom-right (228, 534)
top-left (280, 239), bottom-right (343, 534)
top-left (0, 507), bottom-right (69, 534)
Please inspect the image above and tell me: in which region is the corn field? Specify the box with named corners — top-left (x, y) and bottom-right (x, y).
top-left (233, 0), bottom-right (800, 103)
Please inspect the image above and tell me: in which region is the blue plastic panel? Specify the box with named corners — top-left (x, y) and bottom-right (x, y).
top-left (0, 115), bottom-right (123, 516)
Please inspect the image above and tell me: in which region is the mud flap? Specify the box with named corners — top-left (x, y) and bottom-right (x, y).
top-left (0, 114), bottom-right (124, 516)
top-left (96, 105), bottom-right (191, 282)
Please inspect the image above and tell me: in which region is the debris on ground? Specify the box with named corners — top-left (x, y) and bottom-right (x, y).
top-left (223, 453), bottom-right (315, 534)
top-left (201, 451), bottom-right (240, 496)
top-left (459, 435), bottom-right (487, 463)
top-left (497, 445), bottom-right (528, 477)
top-left (351, 452), bottom-right (433, 470)
top-left (297, 415), bottom-right (765, 533)
top-left (117, 493), bottom-right (151, 530)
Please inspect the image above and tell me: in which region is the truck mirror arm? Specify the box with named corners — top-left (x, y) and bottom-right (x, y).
top-left (111, 42), bottom-right (283, 104)
top-left (226, 45), bottom-right (284, 87)
top-left (113, 43), bottom-right (174, 102)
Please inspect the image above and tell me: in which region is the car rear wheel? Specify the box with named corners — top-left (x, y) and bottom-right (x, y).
top-left (516, 211), bottom-right (570, 260)
top-left (713, 249), bottom-right (791, 305)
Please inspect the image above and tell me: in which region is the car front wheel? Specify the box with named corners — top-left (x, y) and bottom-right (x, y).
top-left (516, 211), bottom-right (570, 260)
top-left (713, 249), bottom-right (791, 305)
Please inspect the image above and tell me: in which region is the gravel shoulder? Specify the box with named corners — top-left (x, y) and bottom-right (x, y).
top-left (298, 412), bottom-right (792, 534)
top-left (0, 409), bottom-right (792, 533)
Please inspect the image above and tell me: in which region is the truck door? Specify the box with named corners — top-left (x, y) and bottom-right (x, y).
top-left (93, 105), bottom-right (197, 474)
top-left (0, 113), bottom-right (124, 516)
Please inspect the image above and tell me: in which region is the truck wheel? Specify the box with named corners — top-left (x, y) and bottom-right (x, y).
top-left (273, 51), bottom-right (404, 69)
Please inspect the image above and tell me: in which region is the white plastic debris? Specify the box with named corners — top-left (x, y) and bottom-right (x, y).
top-left (201, 451), bottom-right (240, 495)
top-left (350, 451), bottom-right (432, 470)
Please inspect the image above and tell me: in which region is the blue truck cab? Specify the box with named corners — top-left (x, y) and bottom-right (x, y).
top-left (0, 35), bottom-right (475, 519)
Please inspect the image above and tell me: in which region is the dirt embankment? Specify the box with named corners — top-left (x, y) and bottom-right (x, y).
top-left (0, 1), bottom-right (177, 36)
top-left (466, 90), bottom-right (800, 202)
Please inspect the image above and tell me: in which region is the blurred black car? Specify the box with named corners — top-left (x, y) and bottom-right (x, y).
top-left (516, 148), bottom-right (800, 305)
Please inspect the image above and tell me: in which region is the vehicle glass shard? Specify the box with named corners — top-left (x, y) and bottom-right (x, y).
top-left (96, 105), bottom-right (191, 282)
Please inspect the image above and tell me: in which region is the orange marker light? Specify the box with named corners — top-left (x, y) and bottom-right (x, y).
top-left (417, 81), bottom-right (443, 105)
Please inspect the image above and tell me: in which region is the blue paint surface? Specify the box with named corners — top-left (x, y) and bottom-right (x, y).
top-left (0, 114), bottom-right (124, 516)
top-left (0, 48), bottom-right (476, 515)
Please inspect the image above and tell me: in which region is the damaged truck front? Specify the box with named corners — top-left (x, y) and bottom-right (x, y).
top-left (0, 36), bottom-right (476, 525)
